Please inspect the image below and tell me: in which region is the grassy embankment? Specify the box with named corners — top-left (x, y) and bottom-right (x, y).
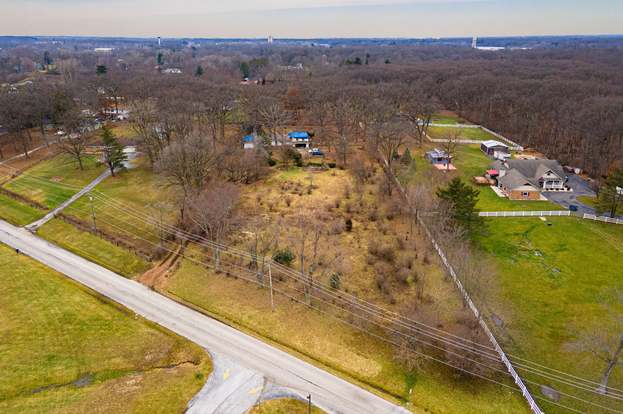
top-left (3, 154), bottom-right (106, 209)
top-left (476, 217), bottom-right (623, 413)
top-left (0, 153), bottom-right (151, 278)
top-left (0, 242), bottom-right (211, 413)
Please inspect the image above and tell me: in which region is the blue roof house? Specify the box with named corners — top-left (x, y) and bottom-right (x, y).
top-left (288, 131), bottom-right (311, 148)
top-left (243, 134), bottom-right (256, 149)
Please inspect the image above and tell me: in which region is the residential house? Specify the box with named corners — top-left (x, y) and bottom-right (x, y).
top-left (288, 131), bottom-right (311, 149)
top-left (494, 159), bottom-right (568, 200)
top-left (243, 134), bottom-right (256, 149)
top-left (481, 140), bottom-right (509, 157)
top-left (425, 148), bottom-right (452, 166)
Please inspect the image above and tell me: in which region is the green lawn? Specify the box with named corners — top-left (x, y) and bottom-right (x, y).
top-left (431, 113), bottom-right (471, 125)
top-left (38, 219), bottom-right (151, 278)
top-left (476, 217), bottom-right (623, 413)
top-left (578, 195), bottom-right (622, 216)
top-left (4, 154), bottom-right (106, 209)
top-left (165, 246), bottom-right (529, 414)
top-left (0, 193), bottom-right (45, 226)
top-left (67, 162), bottom-right (177, 251)
top-left (0, 242), bottom-right (210, 413)
top-left (428, 126), bottom-right (497, 141)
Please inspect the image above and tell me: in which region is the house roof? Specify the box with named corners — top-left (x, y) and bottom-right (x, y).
top-left (243, 135), bottom-right (254, 143)
top-left (482, 140), bottom-right (509, 149)
top-left (498, 169), bottom-right (538, 191)
top-left (505, 159), bottom-right (565, 182)
top-left (426, 148), bottom-right (451, 158)
top-left (288, 131), bottom-right (309, 140)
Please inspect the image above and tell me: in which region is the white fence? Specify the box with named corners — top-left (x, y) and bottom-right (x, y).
top-left (425, 122), bottom-right (524, 151)
top-left (479, 211), bottom-right (571, 217)
top-left (583, 213), bottom-right (623, 225)
top-left (384, 161), bottom-right (544, 414)
top-left (417, 215), bottom-right (544, 414)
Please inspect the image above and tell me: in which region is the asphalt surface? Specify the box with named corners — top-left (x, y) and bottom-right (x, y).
top-left (544, 174), bottom-right (596, 215)
top-left (0, 220), bottom-right (410, 414)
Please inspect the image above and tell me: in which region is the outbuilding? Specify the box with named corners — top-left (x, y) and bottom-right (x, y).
top-left (481, 140), bottom-right (509, 157)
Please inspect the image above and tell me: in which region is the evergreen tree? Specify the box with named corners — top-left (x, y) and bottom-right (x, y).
top-left (157, 52), bottom-right (164, 66)
top-left (240, 61), bottom-right (250, 79)
top-left (96, 65), bottom-right (107, 75)
top-left (101, 126), bottom-right (127, 176)
top-left (437, 178), bottom-right (484, 235)
top-left (195, 65), bottom-right (204, 77)
top-left (400, 148), bottom-right (412, 166)
top-left (596, 169), bottom-right (623, 218)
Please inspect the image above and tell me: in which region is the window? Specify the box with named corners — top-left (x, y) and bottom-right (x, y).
top-left (522, 192), bottom-right (530, 198)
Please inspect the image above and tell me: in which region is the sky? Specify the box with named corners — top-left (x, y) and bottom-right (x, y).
top-left (1, 0), bottom-right (622, 38)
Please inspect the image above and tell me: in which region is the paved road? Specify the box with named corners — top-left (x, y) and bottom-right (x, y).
top-left (25, 169), bottom-right (112, 231)
top-left (0, 220), bottom-right (410, 414)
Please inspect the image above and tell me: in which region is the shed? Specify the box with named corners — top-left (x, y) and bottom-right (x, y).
top-left (425, 148), bottom-right (452, 166)
top-left (481, 140), bottom-right (509, 156)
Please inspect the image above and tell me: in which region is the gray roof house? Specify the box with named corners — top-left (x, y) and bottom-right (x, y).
top-left (494, 159), bottom-right (569, 196)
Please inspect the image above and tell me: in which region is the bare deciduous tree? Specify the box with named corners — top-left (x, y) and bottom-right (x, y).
top-left (187, 181), bottom-right (239, 271)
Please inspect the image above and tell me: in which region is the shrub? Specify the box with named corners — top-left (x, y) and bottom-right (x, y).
top-left (396, 267), bottom-right (410, 285)
top-left (345, 218), bottom-right (353, 232)
top-left (368, 209), bottom-right (379, 222)
top-left (273, 248), bottom-right (295, 266)
top-left (328, 162), bottom-right (336, 168)
top-left (267, 158), bottom-right (277, 166)
top-left (329, 273), bottom-right (341, 290)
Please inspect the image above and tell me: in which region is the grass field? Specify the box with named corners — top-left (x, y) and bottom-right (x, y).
top-left (38, 219), bottom-right (151, 278)
top-left (428, 126), bottom-right (496, 141)
top-left (0, 242), bottom-right (210, 413)
top-left (476, 217), bottom-right (623, 413)
top-left (0, 193), bottom-right (45, 226)
top-left (431, 112), bottom-right (471, 125)
top-left (578, 195), bottom-right (622, 216)
top-left (66, 161), bottom-right (177, 251)
top-left (4, 154), bottom-right (106, 209)
top-left (249, 399), bottom-right (325, 414)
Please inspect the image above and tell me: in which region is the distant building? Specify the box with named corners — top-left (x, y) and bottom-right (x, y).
top-left (288, 131), bottom-right (311, 149)
top-left (268, 35), bottom-right (274, 44)
top-left (243, 134), bottom-right (256, 149)
top-left (481, 140), bottom-right (510, 157)
top-left (94, 48), bottom-right (113, 53)
top-left (162, 68), bottom-right (182, 74)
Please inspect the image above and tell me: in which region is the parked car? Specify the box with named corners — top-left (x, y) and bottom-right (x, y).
top-left (308, 148), bottom-right (324, 156)
top-left (569, 205), bottom-right (578, 212)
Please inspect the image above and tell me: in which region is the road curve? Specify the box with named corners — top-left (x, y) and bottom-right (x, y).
top-left (0, 220), bottom-right (410, 414)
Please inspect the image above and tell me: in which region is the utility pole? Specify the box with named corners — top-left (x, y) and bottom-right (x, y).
top-left (307, 394), bottom-right (312, 414)
top-left (88, 194), bottom-right (97, 232)
top-left (268, 261), bottom-right (274, 311)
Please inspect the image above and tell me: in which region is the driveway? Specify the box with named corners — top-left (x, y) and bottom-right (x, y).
top-left (544, 174), bottom-right (596, 215)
